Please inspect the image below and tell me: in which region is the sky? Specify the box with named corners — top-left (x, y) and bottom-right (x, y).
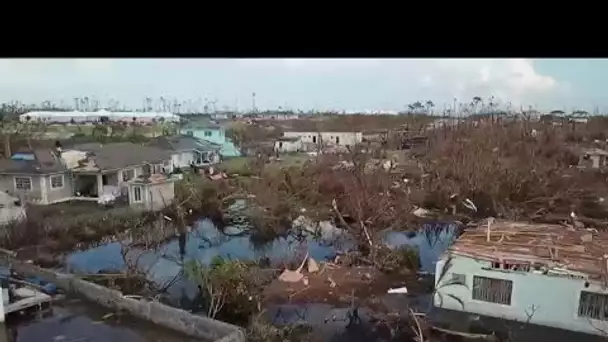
top-left (0, 58), bottom-right (606, 113)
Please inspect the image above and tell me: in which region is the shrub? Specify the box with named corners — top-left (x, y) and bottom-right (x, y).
top-left (184, 256), bottom-right (261, 323)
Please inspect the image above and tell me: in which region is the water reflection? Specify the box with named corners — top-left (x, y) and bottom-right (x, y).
top-left (67, 219), bottom-right (456, 285)
top-left (384, 222), bottom-right (458, 273)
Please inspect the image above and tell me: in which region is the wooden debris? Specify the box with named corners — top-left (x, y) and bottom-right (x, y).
top-left (327, 277), bottom-right (337, 288)
top-left (5, 287), bottom-right (52, 315)
top-left (307, 257), bottom-right (320, 273)
top-left (430, 326), bottom-right (498, 341)
top-left (278, 252), bottom-right (309, 283)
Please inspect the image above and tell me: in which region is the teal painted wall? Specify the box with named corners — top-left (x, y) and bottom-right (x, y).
top-left (180, 127), bottom-right (240, 157)
top-left (434, 255), bottom-right (608, 336)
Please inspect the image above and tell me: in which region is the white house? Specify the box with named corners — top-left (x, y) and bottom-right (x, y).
top-left (127, 174), bottom-right (176, 211)
top-left (573, 148), bottom-right (608, 169)
top-left (434, 220), bottom-right (608, 336)
top-left (274, 137), bottom-right (303, 153)
top-left (147, 135), bottom-right (221, 171)
top-left (0, 192), bottom-right (25, 226)
top-left (282, 131), bottom-right (362, 147)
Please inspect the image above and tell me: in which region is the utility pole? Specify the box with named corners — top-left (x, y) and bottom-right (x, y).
top-left (252, 92), bottom-right (257, 113)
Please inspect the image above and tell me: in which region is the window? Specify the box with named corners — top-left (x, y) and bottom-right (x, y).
top-left (133, 186), bottom-right (142, 202)
top-left (578, 291), bottom-right (608, 321)
top-left (50, 175), bottom-right (64, 189)
top-left (472, 276), bottom-right (513, 305)
top-left (14, 177), bottom-right (32, 191)
top-left (204, 131), bottom-right (212, 137)
top-left (186, 130), bottom-right (194, 136)
top-left (122, 169), bottom-right (135, 182)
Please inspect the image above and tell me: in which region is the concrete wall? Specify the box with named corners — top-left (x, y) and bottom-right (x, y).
top-left (172, 151), bottom-right (195, 169)
top-left (42, 173), bottom-right (74, 204)
top-left (274, 140), bottom-right (302, 153)
top-left (128, 180), bottom-right (175, 211)
top-left (182, 128), bottom-right (225, 145)
top-left (171, 151), bottom-right (220, 169)
top-left (0, 207), bottom-right (25, 225)
top-left (0, 174), bottom-right (43, 204)
top-left (434, 254), bottom-right (608, 336)
top-left (10, 261), bottom-right (245, 342)
top-left (0, 172), bottom-right (73, 205)
top-left (283, 132), bottom-right (362, 146)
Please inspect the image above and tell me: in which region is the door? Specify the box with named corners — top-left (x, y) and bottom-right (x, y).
top-left (312, 136), bottom-right (317, 144)
top-left (335, 136), bottom-right (340, 145)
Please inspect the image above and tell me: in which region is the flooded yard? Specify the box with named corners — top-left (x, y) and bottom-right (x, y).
top-left (57, 218), bottom-right (608, 342)
top-left (6, 297), bottom-right (198, 342)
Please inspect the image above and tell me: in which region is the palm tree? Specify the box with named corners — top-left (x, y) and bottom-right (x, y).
top-left (425, 100), bottom-right (435, 115)
top-left (407, 104), bottom-right (415, 114)
top-left (472, 96), bottom-right (482, 114)
top-left (0, 119), bottom-right (19, 157)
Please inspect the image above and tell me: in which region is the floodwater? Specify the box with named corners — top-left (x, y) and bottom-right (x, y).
top-left (66, 218), bottom-right (345, 302)
top-left (65, 218), bottom-right (459, 341)
top-left (65, 219), bottom-right (453, 301)
top-left (5, 298), bottom-right (198, 342)
top-left (64, 219), bottom-right (608, 342)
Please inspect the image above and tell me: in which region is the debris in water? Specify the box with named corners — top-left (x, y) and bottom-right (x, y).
top-left (101, 313), bottom-right (115, 320)
top-left (387, 286), bottom-right (408, 294)
top-left (412, 207), bottom-right (433, 218)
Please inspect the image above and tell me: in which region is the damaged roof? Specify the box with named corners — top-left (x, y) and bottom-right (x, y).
top-left (450, 220), bottom-right (608, 281)
top-left (69, 142), bottom-right (171, 171)
top-left (148, 135), bottom-right (221, 152)
top-left (276, 137), bottom-right (301, 142)
top-left (0, 149), bottom-right (66, 174)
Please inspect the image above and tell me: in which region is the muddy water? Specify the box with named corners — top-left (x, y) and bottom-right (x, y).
top-left (66, 218), bottom-right (344, 303)
top-left (64, 220), bottom-right (606, 342)
top-left (264, 224), bottom-right (459, 342)
top-left (6, 298), bottom-right (198, 342)
top-left (65, 219), bottom-right (458, 341)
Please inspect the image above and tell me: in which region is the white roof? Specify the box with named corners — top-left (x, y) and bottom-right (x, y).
top-left (20, 110), bottom-right (180, 119)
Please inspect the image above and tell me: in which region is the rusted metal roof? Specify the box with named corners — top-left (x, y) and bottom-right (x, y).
top-left (450, 220), bottom-right (608, 280)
